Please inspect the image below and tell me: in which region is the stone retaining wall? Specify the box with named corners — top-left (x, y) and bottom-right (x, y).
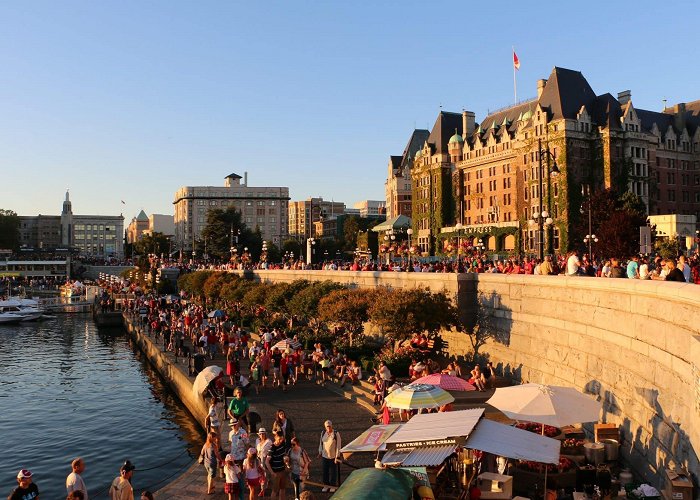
top-left (231, 269), bottom-right (699, 492)
top-left (123, 315), bottom-right (208, 427)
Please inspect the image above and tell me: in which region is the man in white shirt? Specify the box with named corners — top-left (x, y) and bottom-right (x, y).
top-left (66, 457), bottom-right (88, 499)
top-left (566, 251), bottom-right (581, 276)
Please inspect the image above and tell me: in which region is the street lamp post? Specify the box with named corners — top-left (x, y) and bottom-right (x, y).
top-left (454, 223), bottom-right (463, 260)
top-left (306, 238), bottom-right (315, 265)
top-left (581, 184), bottom-right (597, 259)
top-left (528, 138), bottom-right (560, 260)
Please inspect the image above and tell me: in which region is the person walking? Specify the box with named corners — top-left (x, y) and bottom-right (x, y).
top-left (9, 469), bottom-right (39, 500)
top-left (266, 431), bottom-right (290, 500)
top-left (206, 396), bottom-right (222, 437)
top-left (227, 387), bottom-right (251, 432)
top-left (66, 457), bottom-right (88, 499)
top-left (223, 453), bottom-right (242, 500)
top-left (272, 409), bottom-right (295, 446)
top-left (317, 420), bottom-right (341, 493)
top-left (243, 448), bottom-right (265, 500)
top-left (288, 437), bottom-right (311, 500)
top-left (199, 432), bottom-right (223, 495)
top-left (109, 461), bottom-right (135, 500)
top-left (228, 418), bottom-right (250, 466)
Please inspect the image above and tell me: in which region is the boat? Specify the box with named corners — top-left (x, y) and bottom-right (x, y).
top-left (0, 302), bottom-right (26, 324)
top-left (0, 299), bottom-right (43, 322)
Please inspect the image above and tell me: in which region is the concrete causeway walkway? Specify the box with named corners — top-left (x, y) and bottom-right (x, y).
top-left (131, 322), bottom-right (375, 500)
top-left (128, 319), bottom-right (507, 499)
top-left (155, 383), bottom-right (376, 499)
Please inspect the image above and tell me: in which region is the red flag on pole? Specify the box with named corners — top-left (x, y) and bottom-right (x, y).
top-left (513, 50), bottom-right (520, 70)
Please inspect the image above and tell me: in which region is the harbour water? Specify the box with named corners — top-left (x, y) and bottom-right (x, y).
top-left (0, 314), bottom-right (203, 499)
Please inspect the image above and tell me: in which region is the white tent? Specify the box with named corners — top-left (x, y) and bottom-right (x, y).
top-left (465, 417), bottom-right (560, 464)
top-left (385, 409), bottom-right (484, 446)
top-left (382, 409), bottom-right (560, 466)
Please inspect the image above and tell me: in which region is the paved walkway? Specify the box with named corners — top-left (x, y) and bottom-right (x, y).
top-left (133, 321), bottom-right (375, 500)
top-left (155, 382), bottom-right (375, 499)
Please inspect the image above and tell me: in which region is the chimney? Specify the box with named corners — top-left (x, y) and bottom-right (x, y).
top-left (537, 79), bottom-right (547, 98)
top-left (618, 90), bottom-right (631, 105)
top-left (674, 103), bottom-right (687, 132)
top-left (243, 171), bottom-right (248, 187)
top-left (462, 110), bottom-right (475, 136)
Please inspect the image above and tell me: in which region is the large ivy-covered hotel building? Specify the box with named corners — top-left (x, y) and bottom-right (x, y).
top-left (397, 66), bottom-right (700, 256)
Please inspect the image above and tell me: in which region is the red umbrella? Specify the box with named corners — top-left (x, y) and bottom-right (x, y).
top-left (413, 373), bottom-right (476, 392)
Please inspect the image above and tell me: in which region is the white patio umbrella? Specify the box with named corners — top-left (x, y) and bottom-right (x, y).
top-left (192, 365), bottom-right (224, 397)
top-left (486, 383), bottom-right (601, 428)
top-left (486, 383), bottom-right (601, 495)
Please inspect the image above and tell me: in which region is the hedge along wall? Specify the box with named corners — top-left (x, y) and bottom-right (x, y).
top-left (230, 269), bottom-right (699, 491)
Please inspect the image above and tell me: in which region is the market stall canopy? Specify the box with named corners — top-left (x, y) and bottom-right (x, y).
top-left (330, 468), bottom-right (414, 500)
top-left (371, 214), bottom-right (411, 233)
top-left (386, 408), bottom-right (484, 447)
top-left (341, 424), bottom-right (403, 457)
top-left (486, 383), bottom-right (601, 427)
top-left (382, 444), bottom-right (458, 467)
top-left (465, 418), bottom-right (561, 464)
top-left (207, 309), bottom-right (225, 318)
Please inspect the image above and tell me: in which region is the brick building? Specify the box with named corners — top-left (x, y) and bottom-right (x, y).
top-left (385, 129), bottom-right (428, 219)
top-left (407, 66), bottom-right (700, 256)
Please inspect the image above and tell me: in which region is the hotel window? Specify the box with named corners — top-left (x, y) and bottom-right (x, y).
top-left (553, 227), bottom-right (560, 250)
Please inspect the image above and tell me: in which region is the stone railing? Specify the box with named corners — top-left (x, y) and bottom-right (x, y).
top-left (230, 269), bottom-right (699, 490)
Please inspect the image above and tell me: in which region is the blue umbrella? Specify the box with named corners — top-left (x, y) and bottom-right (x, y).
top-left (207, 309), bottom-right (225, 318)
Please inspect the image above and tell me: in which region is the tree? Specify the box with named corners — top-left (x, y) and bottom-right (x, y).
top-left (0, 209), bottom-right (20, 251)
top-left (281, 239), bottom-right (302, 259)
top-left (200, 208), bottom-right (261, 261)
top-left (287, 281), bottom-right (346, 332)
top-left (574, 189), bottom-right (647, 258)
top-left (318, 288), bottom-right (372, 344)
top-left (368, 288), bottom-right (457, 341)
top-left (134, 232), bottom-right (172, 257)
top-left (343, 216), bottom-right (360, 250)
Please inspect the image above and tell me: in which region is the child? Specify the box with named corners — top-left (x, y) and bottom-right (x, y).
top-left (373, 377), bottom-right (386, 406)
top-left (223, 453), bottom-right (242, 500)
top-left (242, 447), bottom-right (265, 500)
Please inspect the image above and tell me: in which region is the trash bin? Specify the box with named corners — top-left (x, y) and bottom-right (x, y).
top-left (193, 354), bottom-right (205, 374)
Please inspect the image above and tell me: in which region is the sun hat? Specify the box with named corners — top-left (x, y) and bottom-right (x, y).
top-left (258, 427), bottom-right (267, 434)
top-left (17, 470), bottom-right (32, 480)
top-left (230, 417), bottom-right (239, 424)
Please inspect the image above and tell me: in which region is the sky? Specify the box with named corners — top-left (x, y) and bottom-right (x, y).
top-left (1, 0), bottom-right (698, 220)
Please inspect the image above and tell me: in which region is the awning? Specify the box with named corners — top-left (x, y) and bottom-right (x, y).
top-left (371, 215), bottom-right (411, 233)
top-left (465, 418), bottom-right (561, 464)
top-left (341, 424), bottom-right (403, 456)
top-left (386, 409), bottom-right (484, 448)
top-left (382, 444), bottom-right (456, 467)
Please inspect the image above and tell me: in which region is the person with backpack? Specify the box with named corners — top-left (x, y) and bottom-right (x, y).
top-left (317, 420), bottom-right (341, 493)
top-left (288, 437), bottom-right (311, 500)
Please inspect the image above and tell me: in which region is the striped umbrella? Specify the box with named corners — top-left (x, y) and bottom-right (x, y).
top-left (384, 383), bottom-right (455, 410)
top-left (414, 373), bottom-right (476, 392)
top-left (272, 338), bottom-right (302, 351)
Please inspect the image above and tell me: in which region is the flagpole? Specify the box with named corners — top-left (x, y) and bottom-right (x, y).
top-left (513, 46), bottom-right (517, 104)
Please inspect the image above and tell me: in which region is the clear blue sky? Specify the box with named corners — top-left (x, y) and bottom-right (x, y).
top-left (2, 0), bottom-right (698, 220)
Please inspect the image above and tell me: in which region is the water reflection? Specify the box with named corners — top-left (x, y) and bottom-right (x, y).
top-left (0, 316), bottom-right (203, 499)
